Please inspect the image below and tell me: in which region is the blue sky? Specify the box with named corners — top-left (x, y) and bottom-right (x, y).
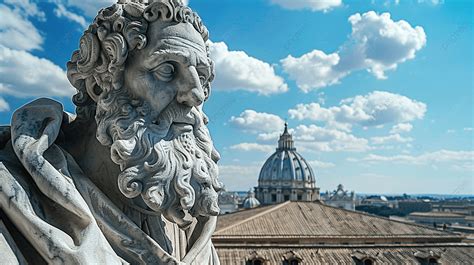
top-left (0, 0), bottom-right (472, 194)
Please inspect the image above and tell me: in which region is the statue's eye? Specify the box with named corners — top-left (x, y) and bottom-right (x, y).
top-left (152, 62), bottom-right (175, 82)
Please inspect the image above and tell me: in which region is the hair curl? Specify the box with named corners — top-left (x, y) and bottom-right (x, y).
top-left (67, 0), bottom-right (213, 122)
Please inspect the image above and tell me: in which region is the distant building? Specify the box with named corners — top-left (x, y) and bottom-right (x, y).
top-left (218, 191), bottom-right (239, 214)
top-left (213, 201), bottom-right (472, 264)
top-left (360, 195), bottom-right (392, 207)
top-left (242, 190), bottom-right (261, 209)
top-left (432, 200), bottom-right (474, 215)
top-left (255, 124), bottom-right (320, 205)
top-left (408, 211), bottom-right (474, 227)
top-left (323, 184), bottom-right (355, 211)
top-left (398, 200), bottom-right (432, 215)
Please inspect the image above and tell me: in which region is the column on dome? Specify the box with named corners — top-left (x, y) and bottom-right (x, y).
top-left (276, 188), bottom-right (283, 203)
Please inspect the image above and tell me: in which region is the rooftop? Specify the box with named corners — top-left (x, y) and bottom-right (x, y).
top-left (216, 244), bottom-right (474, 265)
top-left (215, 201), bottom-right (461, 241)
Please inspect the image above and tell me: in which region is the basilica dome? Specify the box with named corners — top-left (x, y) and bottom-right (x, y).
top-left (255, 124), bottom-right (319, 205)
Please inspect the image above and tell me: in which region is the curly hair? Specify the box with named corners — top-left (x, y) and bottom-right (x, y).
top-left (66, 0), bottom-right (213, 122)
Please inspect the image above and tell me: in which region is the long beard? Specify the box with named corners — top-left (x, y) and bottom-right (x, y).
top-left (94, 87), bottom-right (222, 228)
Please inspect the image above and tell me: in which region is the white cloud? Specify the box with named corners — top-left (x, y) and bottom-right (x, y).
top-left (54, 3), bottom-right (87, 28)
top-left (63, 0), bottom-right (114, 18)
top-left (0, 3), bottom-right (74, 99)
top-left (230, 110), bottom-right (372, 152)
top-left (289, 91), bottom-right (427, 128)
top-left (294, 124), bottom-right (370, 152)
top-left (464, 127), bottom-right (473, 132)
top-left (0, 45), bottom-right (75, 98)
top-left (0, 97), bottom-right (10, 112)
top-left (270, 0), bottom-right (342, 12)
top-left (4, 0), bottom-right (45, 20)
top-left (418, 0), bottom-right (444, 5)
top-left (229, 110), bottom-right (285, 134)
top-left (229, 143), bottom-right (274, 153)
top-left (281, 11), bottom-right (426, 91)
top-left (371, 133), bottom-right (413, 145)
top-left (350, 150), bottom-right (473, 169)
top-left (209, 41), bottom-right (288, 95)
top-left (390, 123), bottom-right (413, 134)
top-left (256, 131), bottom-right (286, 142)
top-left (0, 4), bottom-right (43, 51)
top-left (309, 159), bottom-right (335, 169)
top-left (218, 164), bottom-right (262, 191)
top-left (281, 50), bottom-right (343, 92)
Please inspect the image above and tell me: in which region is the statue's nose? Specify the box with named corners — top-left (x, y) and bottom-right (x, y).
top-left (177, 66), bottom-right (205, 107)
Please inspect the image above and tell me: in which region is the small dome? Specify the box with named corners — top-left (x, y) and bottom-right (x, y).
top-left (243, 191), bottom-right (260, 209)
top-left (258, 124), bottom-right (316, 185)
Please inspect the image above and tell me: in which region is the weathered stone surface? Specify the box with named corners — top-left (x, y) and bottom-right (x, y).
top-left (0, 1), bottom-right (222, 264)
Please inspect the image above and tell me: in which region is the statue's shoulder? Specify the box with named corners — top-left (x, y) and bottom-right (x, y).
top-left (0, 126), bottom-right (10, 150)
top-left (12, 98), bottom-right (64, 121)
top-left (2, 97), bottom-right (76, 154)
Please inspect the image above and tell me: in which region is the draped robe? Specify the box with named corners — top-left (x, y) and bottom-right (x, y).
top-left (0, 98), bottom-right (218, 264)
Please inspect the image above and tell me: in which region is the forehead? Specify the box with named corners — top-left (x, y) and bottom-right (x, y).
top-left (144, 21), bottom-right (207, 60)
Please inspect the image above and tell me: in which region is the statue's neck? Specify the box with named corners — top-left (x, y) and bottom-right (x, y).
top-left (61, 118), bottom-right (163, 222)
top-left (61, 119), bottom-right (126, 208)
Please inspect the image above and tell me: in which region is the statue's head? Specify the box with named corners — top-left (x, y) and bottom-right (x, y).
top-left (67, 0), bottom-right (222, 228)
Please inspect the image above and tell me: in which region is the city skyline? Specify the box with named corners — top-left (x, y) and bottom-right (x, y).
top-left (0, 0), bottom-right (472, 194)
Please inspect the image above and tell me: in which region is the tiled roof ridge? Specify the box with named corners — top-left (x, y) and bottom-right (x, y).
top-left (215, 201), bottom-right (292, 234)
top-left (306, 201), bottom-right (459, 236)
top-left (214, 242), bottom-right (474, 248)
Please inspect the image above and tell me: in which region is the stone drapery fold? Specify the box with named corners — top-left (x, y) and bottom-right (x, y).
top-left (0, 98), bottom-right (218, 264)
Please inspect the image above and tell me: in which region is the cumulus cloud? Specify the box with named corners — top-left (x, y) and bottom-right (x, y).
top-left (256, 131), bottom-right (288, 142)
top-left (0, 97), bottom-right (10, 112)
top-left (294, 124), bottom-right (370, 152)
top-left (229, 110), bottom-right (285, 134)
top-left (4, 0), bottom-right (45, 19)
top-left (54, 3), bottom-right (87, 28)
top-left (229, 109), bottom-right (373, 152)
top-left (289, 91), bottom-right (427, 129)
top-left (281, 50), bottom-right (342, 91)
top-left (62, 0), bottom-right (114, 18)
top-left (0, 4), bottom-right (43, 51)
top-left (350, 150), bottom-right (473, 170)
top-left (229, 143), bottom-right (274, 153)
top-left (209, 41), bottom-right (288, 95)
top-left (0, 45), bottom-right (75, 98)
top-left (371, 133), bottom-right (413, 145)
top-left (270, 0), bottom-right (342, 12)
top-left (218, 164), bottom-right (262, 190)
top-left (281, 11), bottom-right (426, 91)
top-left (309, 159), bottom-right (335, 168)
top-left (0, 2), bottom-right (75, 100)
top-left (390, 123), bottom-right (413, 134)
top-left (417, 0), bottom-right (444, 5)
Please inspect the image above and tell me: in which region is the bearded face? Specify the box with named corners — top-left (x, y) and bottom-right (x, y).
top-left (68, 2), bottom-right (222, 229)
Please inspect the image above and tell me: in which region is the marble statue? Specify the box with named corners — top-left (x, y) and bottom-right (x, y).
top-left (0, 0), bottom-right (223, 264)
